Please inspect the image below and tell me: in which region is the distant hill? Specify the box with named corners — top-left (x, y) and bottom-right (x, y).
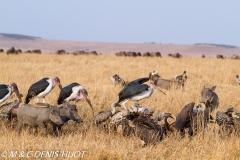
top-left (0, 33), bottom-right (41, 40)
top-left (194, 43), bottom-right (237, 49)
top-left (0, 33), bottom-right (240, 57)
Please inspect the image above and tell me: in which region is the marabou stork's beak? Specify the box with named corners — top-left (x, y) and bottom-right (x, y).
top-left (76, 89), bottom-right (94, 116)
top-left (85, 96), bottom-right (94, 116)
top-left (156, 86), bottom-right (166, 95)
top-left (16, 91), bottom-right (23, 103)
top-left (150, 81), bottom-right (166, 95)
top-left (58, 83), bottom-right (63, 90)
top-left (12, 84), bottom-right (22, 103)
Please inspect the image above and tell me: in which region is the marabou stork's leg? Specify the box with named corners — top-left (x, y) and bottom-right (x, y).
top-left (122, 99), bottom-right (129, 109)
top-left (36, 97), bottom-right (39, 103)
top-left (43, 97), bottom-right (46, 103)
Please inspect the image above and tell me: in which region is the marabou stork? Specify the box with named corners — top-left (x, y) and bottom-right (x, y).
top-left (25, 77), bottom-right (62, 104)
top-left (117, 77), bottom-right (165, 109)
top-left (0, 83), bottom-right (23, 104)
top-left (57, 83), bottom-right (94, 116)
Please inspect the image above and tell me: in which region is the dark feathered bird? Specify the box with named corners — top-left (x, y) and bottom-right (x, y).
top-left (216, 109), bottom-right (234, 126)
top-left (0, 83), bottom-right (22, 104)
top-left (215, 108), bottom-right (238, 136)
top-left (116, 119), bottom-right (135, 137)
top-left (25, 77), bottom-right (62, 104)
top-left (117, 77), bottom-right (162, 108)
top-left (126, 112), bottom-right (165, 147)
top-left (152, 111), bottom-right (176, 135)
top-left (175, 102), bottom-right (195, 130)
top-left (225, 108), bottom-right (240, 133)
top-left (174, 102), bottom-right (208, 137)
top-left (57, 82), bottom-right (94, 116)
top-left (110, 74), bottom-right (126, 86)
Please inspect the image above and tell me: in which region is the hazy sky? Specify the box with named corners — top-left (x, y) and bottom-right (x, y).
top-left (1, 1), bottom-right (240, 46)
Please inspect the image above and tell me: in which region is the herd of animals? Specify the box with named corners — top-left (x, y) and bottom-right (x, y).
top-left (1, 71), bottom-right (240, 147)
top-left (1, 47), bottom-right (240, 59)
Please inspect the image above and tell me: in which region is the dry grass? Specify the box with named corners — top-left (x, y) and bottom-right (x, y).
top-left (1, 53), bottom-right (240, 159)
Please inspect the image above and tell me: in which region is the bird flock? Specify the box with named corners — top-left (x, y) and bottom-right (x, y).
top-left (0, 71), bottom-right (240, 147)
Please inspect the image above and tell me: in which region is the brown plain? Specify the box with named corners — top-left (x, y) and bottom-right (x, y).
top-left (0, 53), bottom-right (240, 160)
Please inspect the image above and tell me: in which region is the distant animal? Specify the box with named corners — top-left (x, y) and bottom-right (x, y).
top-left (0, 83), bottom-right (23, 104)
top-left (231, 54), bottom-right (240, 59)
top-left (17, 104), bottom-right (63, 136)
top-left (25, 77), bottom-right (62, 104)
top-left (149, 71), bottom-right (186, 91)
top-left (17, 49), bottom-right (22, 53)
top-left (71, 50), bottom-right (98, 56)
top-left (125, 52), bottom-right (137, 57)
top-left (117, 77), bottom-right (165, 109)
top-left (57, 82), bottom-right (94, 116)
top-left (216, 54), bottom-right (224, 59)
top-left (49, 102), bottom-right (82, 136)
top-left (236, 75), bottom-right (240, 85)
top-left (110, 74), bottom-right (126, 86)
top-left (88, 51), bottom-right (98, 55)
top-left (168, 53), bottom-right (182, 58)
top-left (56, 50), bottom-right (66, 54)
top-left (115, 51), bottom-right (125, 56)
top-left (6, 47), bottom-right (18, 54)
top-left (143, 52), bottom-right (151, 57)
top-left (201, 55), bottom-right (205, 58)
top-left (32, 49), bottom-right (41, 54)
top-left (93, 102), bottom-right (121, 125)
top-left (150, 52), bottom-right (162, 57)
top-left (115, 51), bottom-right (141, 57)
top-left (0, 49), bottom-right (4, 53)
top-left (25, 49), bottom-right (41, 54)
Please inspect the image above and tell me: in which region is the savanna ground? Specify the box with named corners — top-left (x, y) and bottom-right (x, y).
top-left (1, 53), bottom-right (240, 160)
